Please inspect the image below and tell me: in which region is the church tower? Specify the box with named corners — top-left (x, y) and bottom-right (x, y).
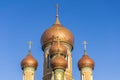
top-left (50, 38), bottom-right (68, 80)
top-left (40, 4), bottom-right (74, 80)
top-left (78, 41), bottom-right (95, 80)
top-left (21, 41), bottom-right (38, 80)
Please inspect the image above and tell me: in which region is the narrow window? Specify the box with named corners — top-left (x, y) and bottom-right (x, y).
top-left (47, 54), bottom-right (50, 68)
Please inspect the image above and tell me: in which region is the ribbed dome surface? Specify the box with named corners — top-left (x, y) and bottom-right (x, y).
top-left (21, 53), bottom-right (38, 69)
top-left (41, 17), bottom-right (74, 50)
top-left (78, 55), bottom-right (94, 70)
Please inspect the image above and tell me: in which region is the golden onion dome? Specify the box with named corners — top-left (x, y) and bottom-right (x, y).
top-left (21, 53), bottom-right (38, 70)
top-left (41, 13), bottom-right (74, 50)
top-left (49, 41), bottom-right (67, 58)
top-left (78, 54), bottom-right (94, 70)
top-left (50, 56), bottom-right (68, 70)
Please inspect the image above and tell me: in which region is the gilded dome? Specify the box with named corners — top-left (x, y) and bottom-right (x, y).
top-left (78, 55), bottom-right (94, 70)
top-left (50, 56), bottom-right (68, 70)
top-left (21, 53), bottom-right (38, 69)
top-left (41, 16), bottom-right (74, 50)
top-left (49, 41), bottom-right (67, 58)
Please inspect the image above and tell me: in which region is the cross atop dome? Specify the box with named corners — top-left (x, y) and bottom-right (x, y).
top-left (41, 4), bottom-right (74, 50)
top-left (83, 41), bottom-right (87, 51)
top-left (56, 4), bottom-right (59, 17)
top-left (55, 4), bottom-right (61, 24)
top-left (28, 41), bottom-right (32, 52)
top-left (83, 41), bottom-right (88, 55)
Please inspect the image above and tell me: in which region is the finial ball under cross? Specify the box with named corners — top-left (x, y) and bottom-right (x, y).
top-left (28, 41), bottom-right (32, 52)
top-left (83, 41), bottom-right (88, 51)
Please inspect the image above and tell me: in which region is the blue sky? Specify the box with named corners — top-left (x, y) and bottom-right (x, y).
top-left (0, 0), bottom-right (120, 80)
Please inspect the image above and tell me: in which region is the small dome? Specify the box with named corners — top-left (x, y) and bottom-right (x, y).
top-left (21, 53), bottom-right (38, 69)
top-left (78, 55), bottom-right (94, 70)
top-left (49, 42), bottom-right (67, 58)
top-left (50, 56), bottom-right (67, 70)
top-left (41, 16), bottom-right (74, 50)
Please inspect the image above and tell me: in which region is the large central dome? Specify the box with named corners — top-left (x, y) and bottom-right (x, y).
top-left (41, 14), bottom-right (74, 50)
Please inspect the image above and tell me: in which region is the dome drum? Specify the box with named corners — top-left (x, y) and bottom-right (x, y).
top-left (42, 41), bottom-right (73, 51)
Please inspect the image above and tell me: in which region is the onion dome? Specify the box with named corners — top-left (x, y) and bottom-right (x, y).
top-left (21, 53), bottom-right (38, 70)
top-left (49, 41), bottom-right (67, 58)
top-left (50, 56), bottom-right (68, 70)
top-left (41, 6), bottom-right (74, 51)
top-left (78, 54), bottom-right (94, 70)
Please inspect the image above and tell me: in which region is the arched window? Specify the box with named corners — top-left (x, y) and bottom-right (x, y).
top-left (47, 54), bottom-right (50, 68)
top-left (65, 55), bottom-right (69, 68)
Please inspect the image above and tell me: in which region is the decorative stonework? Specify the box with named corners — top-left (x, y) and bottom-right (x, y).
top-left (54, 69), bottom-right (64, 80)
top-left (23, 67), bottom-right (35, 80)
top-left (81, 67), bottom-right (93, 80)
top-left (43, 42), bottom-right (73, 80)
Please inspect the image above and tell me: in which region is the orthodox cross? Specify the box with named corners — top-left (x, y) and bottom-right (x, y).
top-left (83, 41), bottom-right (88, 55)
top-left (28, 41), bottom-right (32, 52)
top-left (56, 4), bottom-right (59, 16)
top-left (83, 41), bottom-right (88, 51)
